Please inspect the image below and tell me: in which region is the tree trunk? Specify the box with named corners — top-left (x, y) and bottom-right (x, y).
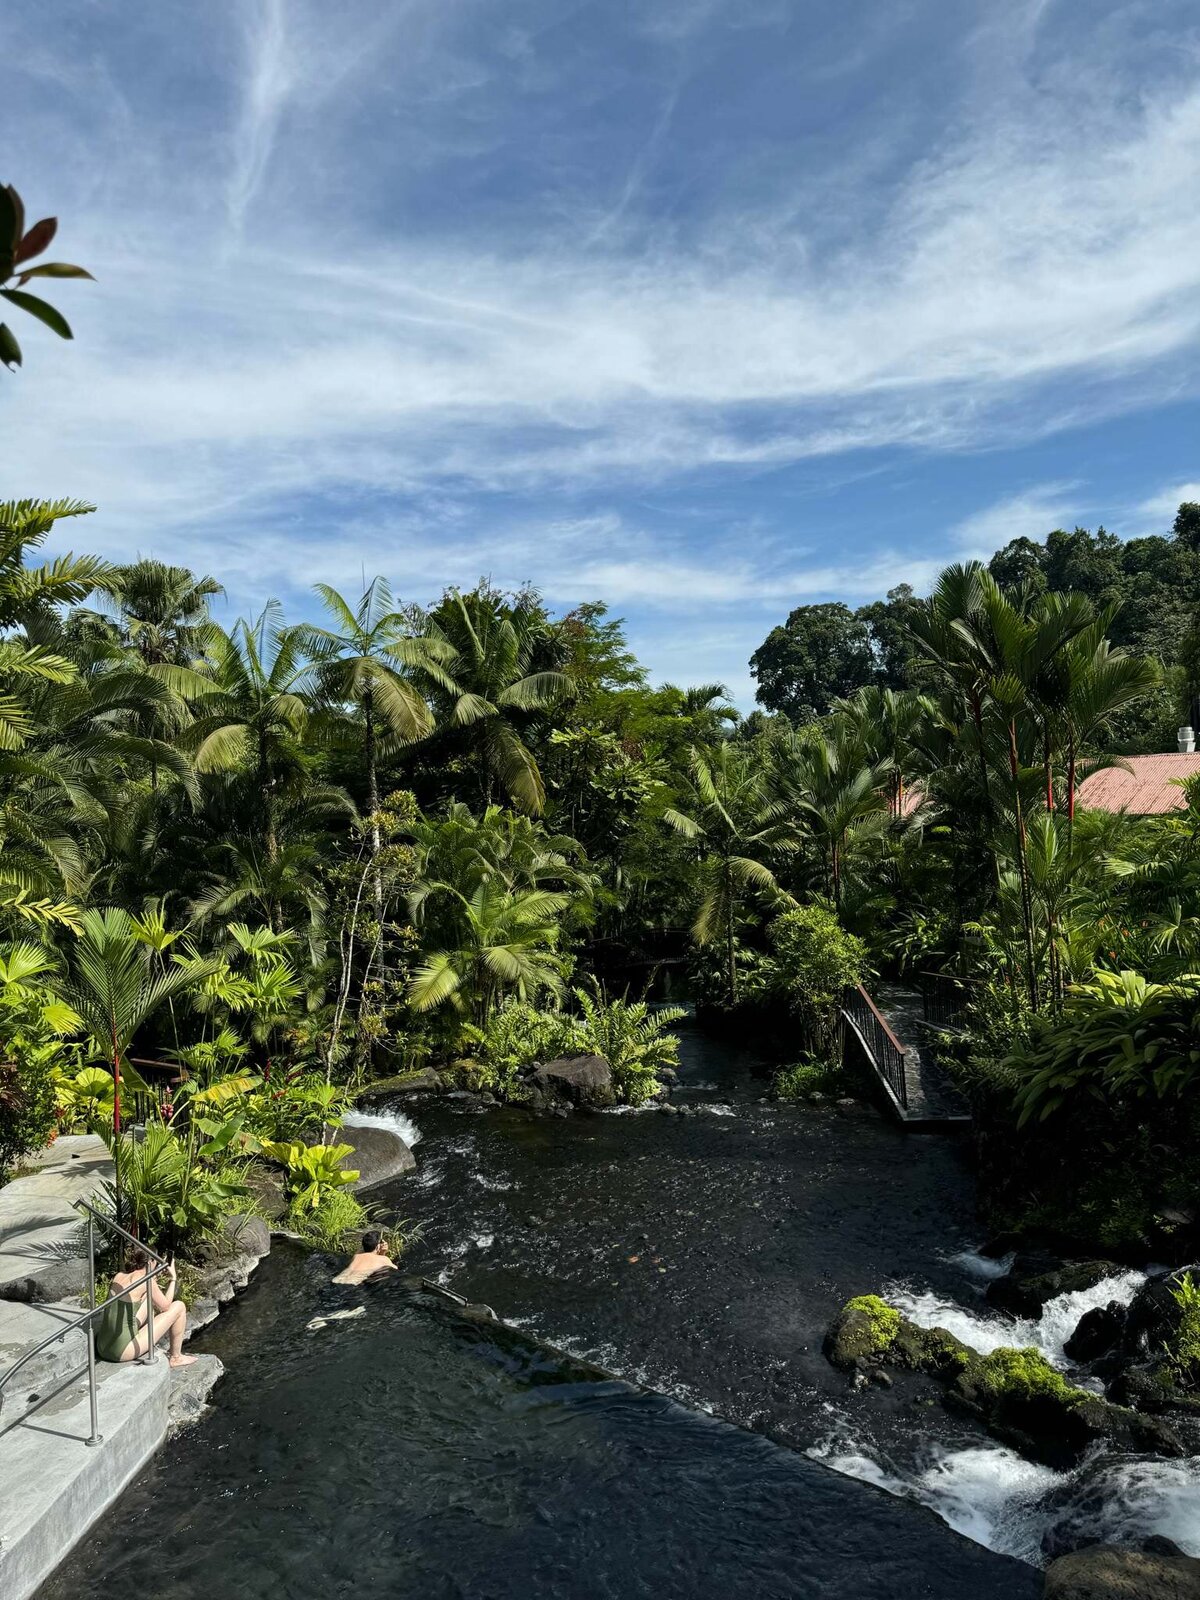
top-left (726, 860), bottom-right (737, 1007)
top-left (1007, 719), bottom-right (1040, 1012)
top-left (364, 689), bottom-right (383, 914)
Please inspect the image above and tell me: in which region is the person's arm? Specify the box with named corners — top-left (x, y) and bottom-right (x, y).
top-left (151, 1260), bottom-right (177, 1311)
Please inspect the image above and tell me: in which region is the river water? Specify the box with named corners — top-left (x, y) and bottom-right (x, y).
top-left (38, 1023), bottom-right (1199, 1595)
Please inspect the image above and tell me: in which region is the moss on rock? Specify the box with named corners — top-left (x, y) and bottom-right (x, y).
top-left (824, 1295), bottom-right (901, 1368)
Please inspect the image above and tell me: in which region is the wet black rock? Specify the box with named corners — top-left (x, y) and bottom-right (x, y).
top-left (526, 1054), bottom-right (615, 1109)
top-left (1064, 1303), bottom-right (1126, 1363)
top-left (987, 1258), bottom-right (1121, 1319)
top-left (339, 1122), bottom-right (417, 1190)
top-left (1043, 1543), bottom-right (1200, 1598)
top-left (1120, 1266), bottom-right (1200, 1361)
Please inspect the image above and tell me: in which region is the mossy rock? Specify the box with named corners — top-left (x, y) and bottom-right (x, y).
top-left (890, 1321), bottom-right (975, 1377)
top-left (950, 1346), bottom-right (1185, 1466)
top-left (355, 1068), bottom-right (445, 1100)
top-left (823, 1295), bottom-right (901, 1368)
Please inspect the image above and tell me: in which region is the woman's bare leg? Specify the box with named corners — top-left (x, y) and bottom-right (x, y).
top-left (123, 1300), bottom-right (195, 1366)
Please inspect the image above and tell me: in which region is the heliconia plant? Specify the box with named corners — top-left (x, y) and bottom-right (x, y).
top-left (0, 183), bottom-right (94, 369)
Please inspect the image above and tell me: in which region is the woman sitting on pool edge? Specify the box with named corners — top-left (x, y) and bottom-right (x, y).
top-left (95, 1247), bottom-right (196, 1368)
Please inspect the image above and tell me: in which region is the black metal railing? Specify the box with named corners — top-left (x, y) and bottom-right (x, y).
top-left (842, 984), bottom-right (908, 1110)
top-left (918, 972), bottom-right (966, 1032)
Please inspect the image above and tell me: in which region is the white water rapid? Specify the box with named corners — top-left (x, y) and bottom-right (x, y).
top-left (813, 1261), bottom-right (1200, 1564)
top-left (891, 1267), bottom-right (1147, 1366)
top-left (342, 1106), bottom-right (423, 1147)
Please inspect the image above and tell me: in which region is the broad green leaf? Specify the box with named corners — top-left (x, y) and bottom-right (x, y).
top-left (16, 262), bottom-right (95, 285)
top-left (0, 322), bottom-right (21, 368)
top-left (0, 288), bottom-right (72, 339)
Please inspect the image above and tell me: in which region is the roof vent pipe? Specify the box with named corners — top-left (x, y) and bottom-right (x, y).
top-left (1179, 726), bottom-right (1195, 754)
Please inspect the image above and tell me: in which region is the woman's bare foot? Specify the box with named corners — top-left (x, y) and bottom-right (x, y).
top-left (168, 1353), bottom-right (198, 1368)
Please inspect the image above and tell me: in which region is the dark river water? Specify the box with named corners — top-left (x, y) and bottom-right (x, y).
top-left (38, 1023), bottom-right (1197, 1595)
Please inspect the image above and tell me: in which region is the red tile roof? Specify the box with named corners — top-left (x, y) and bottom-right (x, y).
top-left (1075, 753), bottom-right (1200, 815)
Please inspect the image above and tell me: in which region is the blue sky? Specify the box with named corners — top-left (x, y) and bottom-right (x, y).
top-left (5, 0), bottom-right (1200, 703)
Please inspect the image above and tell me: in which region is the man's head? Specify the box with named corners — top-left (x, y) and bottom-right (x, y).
top-left (362, 1231), bottom-right (387, 1255)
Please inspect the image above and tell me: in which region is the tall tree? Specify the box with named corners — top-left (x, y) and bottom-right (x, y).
top-left (300, 579), bottom-right (435, 859)
top-left (664, 744), bottom-right (785, 1005)
top-left (422, 588), bottom-right (572, 815)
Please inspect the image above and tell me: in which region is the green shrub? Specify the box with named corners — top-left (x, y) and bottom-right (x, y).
top-left (100, 1124), bottom-right (249, 1255)
top-left (1167, 1272), bottom-right (1200, 1388)
top-left (292, 1186), bottom-right (369, 1250)
top-left (569, 987), bottom-right (685, 1105)
top-left (773, 1057), bottom-right (844, 1100)
top-left (766, 905), bottom-right (867, 1055)
top-left (0, 968), bottom-right (78, 1175)
top-left (465, 988), bottom-right (686, 1105)
top-left (1008, 971), bottom-right (1200, 1125)
top-left (464, 1001), bottom-right (569, 1096)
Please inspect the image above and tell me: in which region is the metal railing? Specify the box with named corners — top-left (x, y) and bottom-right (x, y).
top-left (0, 1202), bottom-right (169, 1446)
top-left (842, 984), bottom-right (909, 1110)
top-left (918, 971), bottom-right (968, 1032)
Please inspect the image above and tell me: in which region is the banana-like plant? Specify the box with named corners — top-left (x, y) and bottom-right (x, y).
top-left (260, 1138), bottom-right (359, 1213)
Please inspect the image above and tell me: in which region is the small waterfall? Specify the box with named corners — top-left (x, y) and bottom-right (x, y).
top-left (813, 1437), bottom-right (1200, 1564)
top-left (890, 1268), bottom-right (1146, 1366)
top-left (814, 1263), bottom-right (1200, 1564)
top-left (342, 1106), bottom-right (422, 1148)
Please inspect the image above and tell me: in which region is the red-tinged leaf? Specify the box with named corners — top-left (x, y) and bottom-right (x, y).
top-left (0, 323), bottom-right (22, 369)
top-left (16, 262), bottom-right (95, 286)
top-left (14, 216), bottom-right (57, 266)
top-left (0, 288), bottom-right (72, 339)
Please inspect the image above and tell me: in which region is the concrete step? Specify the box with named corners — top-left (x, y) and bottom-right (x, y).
top-left (0, 1355), bottom-right (169, 1600)
top-left (0, 1136), bottom-right (112, 1303)
top-left (0, 1299), bottom-right (90, 1428)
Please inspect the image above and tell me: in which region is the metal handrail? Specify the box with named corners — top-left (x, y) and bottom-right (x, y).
top-left (842, 983), bottom-right (909, 1110)
top-left (0, 1203), bottom-right (170, 1447)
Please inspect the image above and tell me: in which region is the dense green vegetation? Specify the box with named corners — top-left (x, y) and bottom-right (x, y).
top-left (4, 487), bottom-right (1200, 1261)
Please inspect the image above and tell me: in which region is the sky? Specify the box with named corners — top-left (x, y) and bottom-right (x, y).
top-left (4, 0), bottom-right (1200, 705)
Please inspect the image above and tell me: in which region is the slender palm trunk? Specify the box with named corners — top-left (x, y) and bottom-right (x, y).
top-left (111, 1022), bottom-right (123, 1228)
top-left (363, 688), bottom-right (384, 914)
top-left (1007, 719), bottom-right (1040, 1011)
top-left (1066, 734), bottom-right (1077, 855)
top-left (725, 858), bottom-right (737, 1006)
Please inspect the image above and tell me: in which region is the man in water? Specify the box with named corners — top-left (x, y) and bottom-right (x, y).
top-left (332, 1230), bottom-right (397, 1284)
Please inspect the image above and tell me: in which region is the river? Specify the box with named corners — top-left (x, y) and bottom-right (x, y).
top-left (37, 1023), bottom-right (1199, 1596)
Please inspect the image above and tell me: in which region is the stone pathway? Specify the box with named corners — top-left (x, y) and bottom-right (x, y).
top-left (0, 1136), bottom-right (112, 1302)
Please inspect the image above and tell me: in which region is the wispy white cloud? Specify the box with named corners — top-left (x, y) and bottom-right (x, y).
top-left (1134, 483), bottom-right (1200, 529)
top-left (4, 0), bottom-right (1199, 691)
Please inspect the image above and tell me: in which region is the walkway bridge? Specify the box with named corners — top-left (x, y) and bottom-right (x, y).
top-left (840, 980), bottom-right (971, 1131)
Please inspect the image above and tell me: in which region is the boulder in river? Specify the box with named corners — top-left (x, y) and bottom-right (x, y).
top-left (526, 1054), bottom-right (615, 1110)
top-left (987, 1258), bottom-right (1123, 1318)
top-left (1064, 1302), bottom-right (1127, 1364)
top-left (337, 1122), bottom-right (417, 1190)
top-left (1042, 1543), bottom-right (1200, 1599)
top-left (356, 1067), bottom-right (445, 1099)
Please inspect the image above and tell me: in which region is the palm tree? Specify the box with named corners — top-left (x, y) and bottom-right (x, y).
top-left (407, 878), bottom-right (568, 1023)
top-left (102, 559), bottom-right (224, 666)
top-left (831, 685), bottom-right (937, 820)
top-left (422, 588), bottom-right (572, 815)
top-left (664, 744), bottom-right (785, 1005)
top-left (766, 724), bottom-right (890, 908)
top-left (51, 907), bottom-right (214, 1222)
top-left (299, 579), bottom-right (435, 858)
top-left (186, 603), bottom-right (325, 872)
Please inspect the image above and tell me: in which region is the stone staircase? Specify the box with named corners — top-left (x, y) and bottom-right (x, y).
top-left (0, 1335), bottom-right (169, 1600)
